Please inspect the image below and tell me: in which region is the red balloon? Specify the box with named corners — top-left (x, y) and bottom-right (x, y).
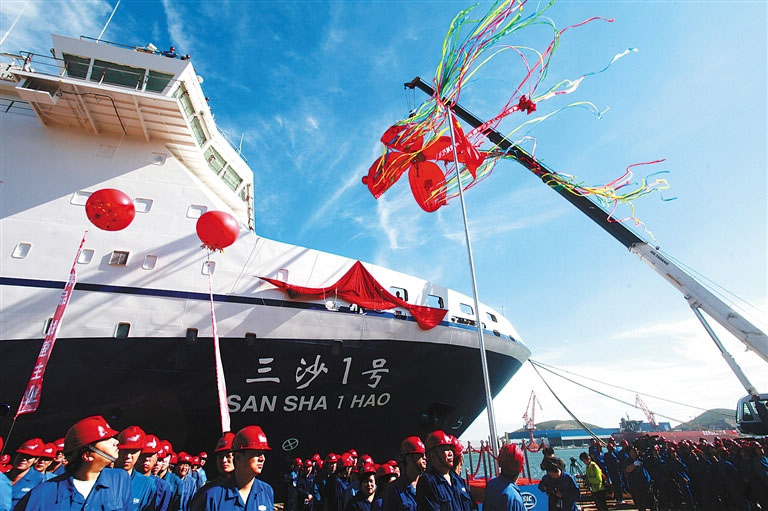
top-left (85, 188), bottom-right (135, 231)
top-left (196, 211), bottom-right (239, 251)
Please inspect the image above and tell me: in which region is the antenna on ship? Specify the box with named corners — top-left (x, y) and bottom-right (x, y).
top-left (97, 0), bottom-right (121, 41)
top-left (238, 133), bottom-right (244, 156)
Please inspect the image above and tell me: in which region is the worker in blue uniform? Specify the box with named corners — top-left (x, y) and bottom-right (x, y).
top-left (0, 437), bottom-right (10, 511)
top-left (135, 435), bottom-right (171, 511)
top-left (622, 446), bottom-right (655, 511)
top-left (416, 430), bottom-right (471, 511)
top-left (538, 457), bottom-right (580, 511)
top-left (483, 443), bottom-right (525, 511)
top-left (46, 439), bottom-right (67, 478)
top-left (316, 453), bottom-right (339, 511)
top-left (190, 425), bottom-right (274, 511)
top-left (603, 442), bottom-right (624, 503)
top-left (382, 437), bottom-right (425, 511)
top-left (6, 438), bottom-right (46, 508)
top-left (345, 465), bottom-right (378, 511)
top-left (173, 452), bottom-right (198, 511)
top-left (116, 425), bottom-right (159, 511)
top-left (328, 453), bottom-right (355, 511)
top-left (297, 459), bottom-right (319, 511)
top-left (14, 415), bottom-right (132, 511)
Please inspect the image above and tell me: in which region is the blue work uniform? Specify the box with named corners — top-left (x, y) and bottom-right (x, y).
top-left (416, 468), bottom-right (471, 511)
top-left (174, 475), bottom-right (198, 511)
top-left (190, 475), bottom-right (274, 511)
top-left (193, 470), bottom-right (207, 492)
top-left (297, 474), bottom-right (318, 511)
top-left (9, 469), bottom-right (46, 509)
top-left (340, 480), bottom-right (359, 511)
top-left (537, 472), bottom-right (580, 511)
top-left (1, 473), bottom-right (12, 511)
top-left (381, 476), bottom-right (417, 511)
top-left (128, 470), bottom-right (157, 511)
top-left (345, 492), bottom-right (380, 511)
top-left (602, 449), bottom-right (623, 502)
top-left (483, 475), bottom-right (525, 511)
top-left (14, 467), bottom-right (132, 510)
top-left (151, 475), bottom-right (172, 511)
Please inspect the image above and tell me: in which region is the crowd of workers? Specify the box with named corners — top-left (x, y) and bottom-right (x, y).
top-left (1, 414), bottom-right (767, 511)
top-left (552, 435), bottom-right (768, 511)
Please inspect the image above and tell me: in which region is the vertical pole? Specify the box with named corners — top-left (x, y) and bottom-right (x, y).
top-left (97, 0), bottom-right (121, 41)
top-left (446, 108), bottom-right (500, 467)
top-left (523, 441), bottom-right (531, 481)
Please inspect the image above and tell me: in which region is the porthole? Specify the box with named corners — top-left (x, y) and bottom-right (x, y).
top-left (70, 190), bottom-right (92, 205)
top-left (142, 255), bottom-right (158, 270)
top-left (43, 317), bottom-right (53, 335)
top-left (77, 249), bottom-right (95, 264)
top-left (486, 312), bottom-right (498, 323)
top-left (109, 251), bottom-right (129, 266)
top-left (187, 205), bottom-right (207, 219)
top-left (12, 242), bottom-right (32, 259)
top-left (460, 303), bottom-right (474, 315)
top-left (185, 328), bottom-right (199, 344)
top-left (427, 294), bottom-right (444, 309)
top-left (134, 198), bottom-right (153, 213)
top-left (115, 322), bottom-right (131, 339)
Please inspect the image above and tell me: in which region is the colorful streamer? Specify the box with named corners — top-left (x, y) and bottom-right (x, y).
top-left (364, 0), bottom-right (671, 228)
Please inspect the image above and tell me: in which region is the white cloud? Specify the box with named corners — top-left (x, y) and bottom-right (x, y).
top-left (161, 0), bottom-right (195, 56)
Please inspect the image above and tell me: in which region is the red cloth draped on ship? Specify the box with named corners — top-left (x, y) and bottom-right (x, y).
top-left (259, 261), bottom-right (447, 330)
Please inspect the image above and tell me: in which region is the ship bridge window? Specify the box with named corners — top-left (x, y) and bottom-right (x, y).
top-left (486, 312), bottom-right (498, 323)
top-left (174, 83), bottom-right (195, 118)
top-left (190, 116), bottom-right (207, 146)
top-left (221, 166), bottom-right (243, 191)
top-left (239, 183), bottom-right (252, 203)
top-left (62, 53), bottom-right (90, 79)
top-left (145, 70), bottom-right (174, 93)
top-left (91, 59), bottom-right (146, 89)
top-left (109, 251), bottom-right (129, 266)
top-left (389, 286), bottom-right (408, 302)
top-left (142, 255), bottom-right (158, 270)
top-left (12, 242), bottom-right (32, 259)
top-left (204, 146), bottom-right (226, 174)
top-left (427, 294), bottom-right (444, 309)
top-left (460, 303), bottom-right (474, 315)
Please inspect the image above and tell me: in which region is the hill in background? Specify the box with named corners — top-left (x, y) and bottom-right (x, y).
top-left (673, 408), bottom-right (737, 431)
top-left (512, 419), bottom-right (603, 432)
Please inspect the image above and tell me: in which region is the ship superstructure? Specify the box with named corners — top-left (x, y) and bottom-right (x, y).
top-left (0, 35), bottom-right (530, 486)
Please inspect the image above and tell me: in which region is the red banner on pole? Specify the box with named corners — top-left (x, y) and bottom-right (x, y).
top-left (15, 232), bottom-right (87, 418)
top-left (207, 262), bottom-right (231, 434)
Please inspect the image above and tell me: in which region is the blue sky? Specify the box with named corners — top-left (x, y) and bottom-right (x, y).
top-left (2, 1), bottom-right (766, 438)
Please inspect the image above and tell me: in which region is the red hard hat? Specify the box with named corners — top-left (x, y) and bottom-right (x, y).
top-left (177, 451), bottom-right (192, 464)
top-left (340, 453), bottom-right (355, 467)
top-left (232, 425), bottom-right (271, 451)
top-left (199, 451), bottom-right (208, 459)
top-left (360, 454), bottom-right (373, 465)
top-left (348, 449), bottom-right (358, 457)
top-left (16, 438), bottom-right (45, 457)
top-left (304, 459), bottom-right (314, 467)
top-left (192, 456), bottom-right (200, 466)
top-left (425, 430), bottom-right (453, 451)
top-left (293, 457), bottom-right (303, 468)
top-left (312, 453), bottom-right (322, 461)
top-left (450, 436), bottom-right (464, 455)
top-left (326, 453), bottom-right (339, 463)
top-left (142, 435), bottom-right (161, 454)
top-left (170, 453), bottom-right (178, 464)
top-left (55, 438), bottom-right (65, 453)
top-left (40, 443), bottom-right (56, 459)
top-left (400, 436), bottom-right (426, 455)
top-left (215, 432), bottom-right (235, 453)
top-left (358, 463), bottom-right (376, 478)
top-left (376, 463), bottom-right (396, 478)
top-left (0, 454), bottom-right (9, 464)
top-left (498, 444), bottom-right (524, 472)
top-left (64, 416), bottom-right (118, 454)
top-left (118, 426), bottom-right (146, 450)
